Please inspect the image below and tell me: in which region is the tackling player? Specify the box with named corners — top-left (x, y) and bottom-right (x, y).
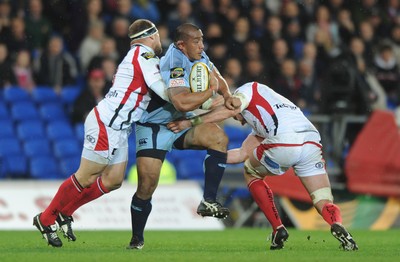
top-left (33, 19), bottom-right (169, 247)
top-left (167, 81), bottom-right (359, 251)
top-left (127, 23), bottom-right (239, 249)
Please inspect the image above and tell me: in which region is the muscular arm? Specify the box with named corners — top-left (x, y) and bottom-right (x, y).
top-left (167, 87), bottom-right (215, 112)
top-left (227, 135), bottom-right (263, 164)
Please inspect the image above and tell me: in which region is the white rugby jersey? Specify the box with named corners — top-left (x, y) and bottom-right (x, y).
top-left (97, 44), bottom-right (165, 130)
top-left (234, 82), bottom-right (317, 138)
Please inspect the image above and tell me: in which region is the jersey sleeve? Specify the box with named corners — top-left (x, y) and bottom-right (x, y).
top-left (139, 53), bottom-right (164, 88)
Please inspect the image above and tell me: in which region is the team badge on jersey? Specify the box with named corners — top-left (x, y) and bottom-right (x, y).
top-left (141, 52), bottom-right (155, 59)
top-left (170, 67), bottom-right (184, 78)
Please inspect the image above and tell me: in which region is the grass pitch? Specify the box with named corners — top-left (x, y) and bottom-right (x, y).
top-left (0, 229), bottom-right (399, 262)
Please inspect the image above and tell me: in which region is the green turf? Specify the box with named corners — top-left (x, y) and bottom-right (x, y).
top-left (0, 229), bottom-right (399, 262)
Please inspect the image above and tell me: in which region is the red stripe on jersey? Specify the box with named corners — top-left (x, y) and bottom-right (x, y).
top-left (246, 82), bottom-right (278, 135)
top-left (121, 47), bottom-right (147, 108)
top-left (256, 141), bottom-right (322, 159)
top-left (94, 107), bottom-right (109, 151)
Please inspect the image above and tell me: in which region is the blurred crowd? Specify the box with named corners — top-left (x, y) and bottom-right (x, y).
top-left (0, 0), bottom-right (399, 120)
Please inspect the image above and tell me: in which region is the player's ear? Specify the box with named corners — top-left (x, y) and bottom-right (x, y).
top-left (176, 40), bottom-right (184, 50)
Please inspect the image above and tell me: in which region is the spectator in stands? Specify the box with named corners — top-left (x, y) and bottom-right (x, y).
top-left (337, 8), bottom-right (356, 46)
top-left (131, 0), bottom-right (161, 24)
top-left (109, 17), bottom-right (130, 61)
top-left (157, 23), bottom-right (171, 56)
top-left (274, 58), bottom-right (305, 108)
top-left (101, 57), bottom-right (116, 92)
top-left (166, 0), bottom-right (197, 33)
top-left (0, 42), bottom-right (15, 88)
top-left (194, 0), bottom-right (218, 27)
top-left (206, 37), bottom-right (228, 70)
top-left (79, 20), bottom-right (105, 74)
top-left (264, 38), bottom-right (290, 84)
top-left (3, 17), bottom-right (29, 56)
top-left (12, 49), bottom-right (35, 92)
top-left (227, 17), bottom-right (250, 59)
top-left (372, 42), bottom-right (400, 107)
top-left (306, 5), bottom-right (341, 56)
top-left (0, 0), bottom-right (12, 40)
top-left (87, 37), bottom-right (119, 72)
top-left (389, 25), bottom-right (400, 65)
top-left (259, 15), bottom-right (283, 59)
top-left (298, 58), bottom-right (321, 113)
top-left (216, 3), bottom-right (240, 39)
top-left (358, 20), bottom-right (378, 68)
top-left (243, 58), bottom-right (267, 84)
top-left (71, 69), bottom-right (106, 124)
top-left (34, 35), bottom-right (78, 93)
top-left (24, 0), bottom-right (52, 53)
top-left (284, 20), bottom-right (305, 60)
top-left (223, 57), bottom-right (244, 91)
top-left (113, 0), bottom-right (135, 21)
top-left (248, 5), bottom-right (266, 40)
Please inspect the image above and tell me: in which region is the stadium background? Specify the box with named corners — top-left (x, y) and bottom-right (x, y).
top-left (0, 0), bottom-right (399, 230)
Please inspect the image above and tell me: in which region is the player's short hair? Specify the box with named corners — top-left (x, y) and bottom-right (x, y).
top-left (173, 23), bottom-right (201, 43)
top-left (128, 19), bottom-right (157, 41)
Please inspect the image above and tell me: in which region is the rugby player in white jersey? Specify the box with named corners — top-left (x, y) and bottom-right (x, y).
top-left (33, 19), bottom-right (169, 248)
top-left (167, 81), bottom-right (359, 251)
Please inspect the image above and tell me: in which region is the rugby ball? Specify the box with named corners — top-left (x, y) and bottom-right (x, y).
top-left (189, 62), bottom-right (213, 110)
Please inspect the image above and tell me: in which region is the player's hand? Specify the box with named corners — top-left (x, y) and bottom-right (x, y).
top-left (224, 96), bottom-right (241, 110)
top-left (167, 119), bottom-right (192, 133)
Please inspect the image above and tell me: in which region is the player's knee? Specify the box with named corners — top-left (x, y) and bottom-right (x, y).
top-left (244, 159), bottom-right (263, 179)
top-left (310, 187), bottom-right (333, 205)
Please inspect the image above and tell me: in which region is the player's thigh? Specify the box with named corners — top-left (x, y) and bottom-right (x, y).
top-left (299, 174), bottom-right (331, 194)
top-left (135, 122), bottom-right (187, 152)
top-left (182, 123), bottom-right (227, 150)
top-left (101, 148), bottom-right (129, 190)
top-left (75, 157), bottom-right (108, 186)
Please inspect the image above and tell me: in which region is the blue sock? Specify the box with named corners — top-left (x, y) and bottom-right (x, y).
top-left (130, 194), bottom-right (152, 242)
top-left (203, 149), bottom-right (227, 202)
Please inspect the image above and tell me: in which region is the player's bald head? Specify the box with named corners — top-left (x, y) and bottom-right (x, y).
top-left (173, 23), bottom-right (201, 43)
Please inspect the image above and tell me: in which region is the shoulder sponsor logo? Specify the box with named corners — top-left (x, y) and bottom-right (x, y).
top-left (170, 67), bottom-right (184, 78)
top-left (141, 52), bottom-right (155, 59)
top-left (169, 78), bottom-right (185, 87)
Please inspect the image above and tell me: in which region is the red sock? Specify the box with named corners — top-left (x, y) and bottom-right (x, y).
top-left (321, 203), bottom-right (342, 225)
top-left (40, 174), bottom-right (83, 226)
top-left (248, 179), bottom-right (283, 230)
top-left (61, 177), bottom-right (109, 216)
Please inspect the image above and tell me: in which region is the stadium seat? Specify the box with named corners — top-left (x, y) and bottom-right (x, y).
top-left (39, 103), bottom-right (67, 122)
top-left (59, 156), bottom-right (81, 178)
top-left (74, 123), bottom-right (85, 142)
top-left (31, 87), bottom-right (59, 104)
top-left (16, 120), bottom-right (46, 141)
top-left (3, 87), bottom-right (30, 104)
top-left (223, 125), bottom-right (250, 143)
top-left (10, 101), bottom-right (40, 122)
top-left (0, 119), bottom-right (15, 138)
top-left (0, 155), bottom-right (28, 178)
top-left (53, 138), bottom-right (81, 158)
top-left (0, 137), bottom-right (23, 156)
top-left (175, 159), bottom-right (204, 180)
top-left (0, 102), bottom-right (9, 119)
top-left (60, 86), bottom-right (82, 105)
top-left (23, 138), bottom-right (52, 158)
top-left (46, 120), bottom-right (75, 140)
top-left (30, 156), bottom-right (61, 179)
